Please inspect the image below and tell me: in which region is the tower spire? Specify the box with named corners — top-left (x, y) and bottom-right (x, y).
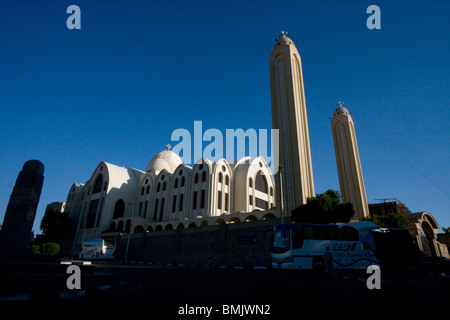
top-left (269, 32), bottom-right (315, 214)
top-left (331, 104), bottom-right (369, 220)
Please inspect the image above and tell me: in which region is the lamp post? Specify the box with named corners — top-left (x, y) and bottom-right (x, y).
top-left (124, 202), bottom-right (135, 263)
top-left (278, 165), bottom-right (284, 224)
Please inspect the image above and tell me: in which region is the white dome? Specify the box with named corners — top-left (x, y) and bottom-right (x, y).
top-left (146, 150), bottom-right (183, 174)
top-left (333, 106), bottom-right (350, 117)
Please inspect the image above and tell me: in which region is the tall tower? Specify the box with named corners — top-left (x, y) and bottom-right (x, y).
top-left (331, 103), bottom-right (369, 220)
top-left (0, 160), bottom-right (44, 255)
top-left (270, 31), bottom-right (315, 214)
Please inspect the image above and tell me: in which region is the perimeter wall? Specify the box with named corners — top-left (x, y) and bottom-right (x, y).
top-left (114, 218), bottom-right (282, 267)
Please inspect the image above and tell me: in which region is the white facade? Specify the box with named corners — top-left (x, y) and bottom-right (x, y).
top-left (64, 150), bottom-right (277, 253)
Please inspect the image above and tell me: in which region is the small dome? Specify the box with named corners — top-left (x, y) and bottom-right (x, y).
top-left (333, 106), bottom-right (350, 117)
top-left (275, 35), bottom-right (295, 46)
top-left (146, 150), bottom-right (183, 174)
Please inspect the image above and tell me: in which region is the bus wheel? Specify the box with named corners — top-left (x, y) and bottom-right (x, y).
top-left (313, 256), bottom-right (324, 273)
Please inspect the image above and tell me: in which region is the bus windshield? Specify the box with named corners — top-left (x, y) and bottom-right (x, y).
top-left (272, 226), bottom-right (290, 253)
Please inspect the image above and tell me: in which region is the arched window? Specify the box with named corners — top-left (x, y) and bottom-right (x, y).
top-left (174, 178), bottom-right (178, 188)
top-left (93, 174), bottom-right (103, 194)
top-left (249, 177), bottom-right (253, 188)
top-left (225, 175), bottom-right (229, 186)
top-left (113, 199), bottom-right (125, 219)
top-left (194, 173), bottom-right (199, 184)
top-left (117, 221), bottom-right (124, 232)
top-left (181, 176), bottom-right (185, 187)
top-left (125, 220), bottom-right (131, 233)
top-left (218, 172), bottom-right (223, 183)
top-left (255, 171), bottom-right (268, 193)
top-left (202, 171), bottom-right (207, 182)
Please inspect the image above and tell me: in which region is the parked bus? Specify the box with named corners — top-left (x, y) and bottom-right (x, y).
top-left (271, 221), bottom-right (416, 270)
top-left (79, 239), bottom-right (115, 260)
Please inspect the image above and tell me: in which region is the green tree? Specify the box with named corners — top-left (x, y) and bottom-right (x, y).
top-left (291, 189), bottom-right (354, 223)
top-left (362, 213), bottom-right (409, 228)
top-left (40, 209), bottom-right (73, 243)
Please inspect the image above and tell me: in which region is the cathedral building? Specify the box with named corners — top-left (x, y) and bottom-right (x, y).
top-left (65, 150), bottom-right (276, 255)
top-left (63, 31), bottom-right (318, 256)
top-left (48, 32), bottom-right (449, 262)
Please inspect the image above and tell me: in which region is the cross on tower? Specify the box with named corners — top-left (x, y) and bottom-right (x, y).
top-left (279, 31), bottom-right (288, 38)
top-left (166, 144), bottom-right (171, 150)
top-left (336, 101), bottom-right (344, 107)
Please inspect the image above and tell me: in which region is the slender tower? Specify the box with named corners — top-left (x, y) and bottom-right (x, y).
top-left (270, 31), bottom-right (315, 214)
top-left (331, 103), bottom-right (369, 220)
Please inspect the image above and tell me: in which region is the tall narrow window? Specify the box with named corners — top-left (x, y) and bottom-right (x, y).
top-left (153, 199), bottom-right (159, 220)
top-left (200, 189), bottom-right (206, 209)
top-left (172, 195), bottom-right (177, 213)
top-left (86, 199), bottom-right (99, 228)
top-left (255, 171), bottom-right (268, 193)
top-left (159, 198), bottom-right (165, 222)
top-left (95, 198), bottom-right (104, 227)
top-left (225, 193), bottom-right (229, 212)
top-left (218, 190), bottom-right (222, 210)
top-left (193, 191), bottom-right (198, 210)
top-left (144, 201), bottom-right (148, 218)
top-left (179, 194), bottom-right (184, 212)
top-left (113, 199), bottom-right (125, 219)
top-left (93, 174), bottom-right (103, 194)
top-left (202, 171), bottom-right (207, 182)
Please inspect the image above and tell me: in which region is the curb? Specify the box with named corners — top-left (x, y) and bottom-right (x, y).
top-left (121, 260), bottom-right (270, 270)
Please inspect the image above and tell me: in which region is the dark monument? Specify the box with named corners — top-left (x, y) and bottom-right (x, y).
top-left (0, 160), bottom-right (45, 256)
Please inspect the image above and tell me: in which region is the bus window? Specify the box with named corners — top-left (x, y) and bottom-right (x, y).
top-left (272, 228), bottom-right (291, 253)
top-left (292, 226), bottom-right (304, 249)
top-left (340, 226), bottom-right (359, 241)
top-left (304, 226), bottom-right (313, 239)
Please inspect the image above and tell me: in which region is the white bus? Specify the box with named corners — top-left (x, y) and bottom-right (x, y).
top-left (79, 239), bottom-right (115, 260)
top-left (271, 221), bottom-right (415, 270)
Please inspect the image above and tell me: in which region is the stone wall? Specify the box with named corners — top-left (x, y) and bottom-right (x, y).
top-left (115, 218), bottom-right (282, 267)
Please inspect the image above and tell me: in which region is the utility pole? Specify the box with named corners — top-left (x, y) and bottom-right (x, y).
top-left (124, 203), bottom-right (135, 263)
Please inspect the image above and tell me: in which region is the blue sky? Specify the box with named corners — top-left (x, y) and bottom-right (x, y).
top-left (0, 0), bottom-right (448, 234)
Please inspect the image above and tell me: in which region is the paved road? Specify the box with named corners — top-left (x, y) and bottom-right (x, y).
top-left (2, 260), bottom-right (448, 317)
top-left (85, 262), bottom-right (450, 303)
